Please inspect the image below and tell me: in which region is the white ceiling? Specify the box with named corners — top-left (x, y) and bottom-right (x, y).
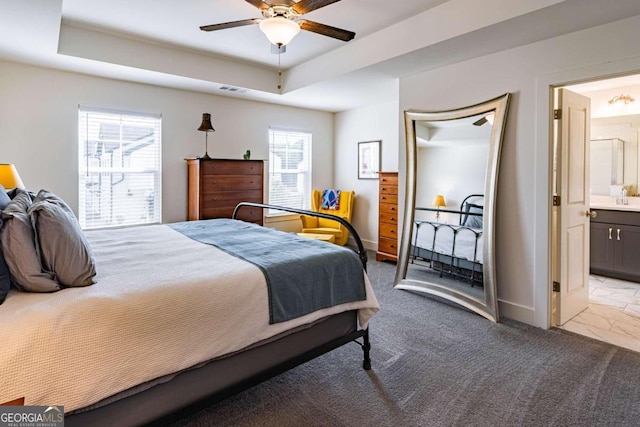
top-left (3, 0), bottom-right (640, 112)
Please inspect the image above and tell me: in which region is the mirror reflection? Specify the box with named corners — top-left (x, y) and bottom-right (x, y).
top-left (590, 115), bottom-right (640, 198)
top-left (395, 94), bottom-right (511, 322)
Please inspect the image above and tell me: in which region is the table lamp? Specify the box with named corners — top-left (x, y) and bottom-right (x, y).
top-left (197, 113), bottom-right (215, 159)
top-left (0, 164), bottom-right (25, 189)
top-left (431, 194), bottom-right (446, 221)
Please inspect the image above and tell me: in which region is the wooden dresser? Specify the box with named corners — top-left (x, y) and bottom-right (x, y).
top-left (376, 172), bottom-right (399, 262)
top-left (186, 158), bottom-right (264, 225)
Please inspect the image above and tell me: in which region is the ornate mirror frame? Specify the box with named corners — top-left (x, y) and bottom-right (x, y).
top-left (394, 93), bottom-right (511, 322)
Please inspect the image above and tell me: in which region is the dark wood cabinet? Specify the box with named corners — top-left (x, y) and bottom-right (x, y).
top-left (376, 172), bottom-right (399, 262)
top-left (186, 158), bottom-right (264, 225)
top-left (590, 209), bottom-right (640, 282)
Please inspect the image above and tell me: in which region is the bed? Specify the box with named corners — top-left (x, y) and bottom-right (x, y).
top-left (0, 202), bottom-right (379, 426)
top-left (411, 194), bottom-right (484, 285)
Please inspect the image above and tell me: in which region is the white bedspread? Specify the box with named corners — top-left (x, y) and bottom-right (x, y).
top-left (413, 222), bottom-right (483, 264)
top-left (0, 224), bottom-right (379, 412)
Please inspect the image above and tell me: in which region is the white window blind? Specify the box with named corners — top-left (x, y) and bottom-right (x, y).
top-left (268, 128), bottom-right (312, 215)
top-left (78, 107), bottom-right (162, 229)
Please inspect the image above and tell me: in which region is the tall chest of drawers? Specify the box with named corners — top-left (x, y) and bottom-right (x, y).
top-left (376, 172), bottom-right (399, 262)
top-left (186, 158), bottom-right (264, 225)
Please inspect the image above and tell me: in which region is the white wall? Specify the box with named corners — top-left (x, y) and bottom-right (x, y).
top-left (334, 99), bottom-right (400, 250)
top-left (416, 144), bottom-right (488, 225)
top-left (398, 15), bottom-right (640, 326)
top-left (0, 60), bottom-right (334, 225)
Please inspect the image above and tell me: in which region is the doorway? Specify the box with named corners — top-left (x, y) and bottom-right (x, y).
top-left (553, 74), bottom-right (640, 353)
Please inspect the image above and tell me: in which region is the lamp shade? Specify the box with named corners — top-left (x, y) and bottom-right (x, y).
top-left (0, 164), bottom-right (25, 189)
top-left (197, 113), bottom-right (215, 132)
top-left (259, 17), bottom-right (300, 46)
top-left (431, 195), bottom-right (446, 208)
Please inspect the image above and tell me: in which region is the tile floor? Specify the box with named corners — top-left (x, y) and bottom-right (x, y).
top-left (559, 275), bottom-right (640, 353)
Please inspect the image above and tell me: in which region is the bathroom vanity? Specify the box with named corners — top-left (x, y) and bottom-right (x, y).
top-left (590, 205), bottom-right (640, 282)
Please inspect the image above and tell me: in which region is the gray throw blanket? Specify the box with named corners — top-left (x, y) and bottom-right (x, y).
top-left (169, 219), bottom-right (366, 324)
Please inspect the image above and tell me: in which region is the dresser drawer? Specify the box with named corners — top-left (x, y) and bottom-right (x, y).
top-left (201, 160), bottom-right (262, 176)
top-left (379, 193), bottom-right (398, 205)
top-left (201, 190), bottom-right (262, 206)
top-left (380, 211), bottom-right (398, 225)
top-left (202, 175), bottom-right (262, 192)
top-left (380, 174), bottom-right (398, 186)
top-left (380, 184), bottom-right (398, 196)
top-left (201, 205), bottom-right (263, 222)
top-left (378, 237), bottom-right (397, 255)
top-left (379, 222), bottom-right (398, 239)
top-left (380, 202), bottom-right (398, 216)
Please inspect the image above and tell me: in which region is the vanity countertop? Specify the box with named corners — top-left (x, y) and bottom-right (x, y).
top-left (590, 203), bottom-right (640, 212)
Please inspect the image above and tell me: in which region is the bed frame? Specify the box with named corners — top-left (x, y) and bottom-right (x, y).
top-left (411, 194), bottom-right (483, 286)
top-left (66, 204), bottom-right (371, 427)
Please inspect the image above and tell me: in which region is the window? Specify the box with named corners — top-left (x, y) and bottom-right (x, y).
top-left (268, 128), bottom-right (312, 215)
top-left (78, 107), bottom-right (162, 229)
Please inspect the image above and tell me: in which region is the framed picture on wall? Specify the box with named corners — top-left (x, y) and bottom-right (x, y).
top-left (358, 140), bottom-right (381, 179)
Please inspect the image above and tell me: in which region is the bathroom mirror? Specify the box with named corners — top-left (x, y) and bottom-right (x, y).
top-left (394, 93), bottom-right (511, 322)
top-left (590, 138), bottom-right (624, 196)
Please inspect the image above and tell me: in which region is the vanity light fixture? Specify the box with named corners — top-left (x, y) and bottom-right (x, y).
top-left (608, 94), bottom-right (635, 105)
top-left (431, 194), bottom-right (446, 221)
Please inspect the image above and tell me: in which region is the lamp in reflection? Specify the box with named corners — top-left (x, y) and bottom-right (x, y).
top-left (197, 113), bottom-right (215, 159)
top-left (431, 194), bottom-right (446, 222)
top-left (0, 164), bottom-right (25, 189)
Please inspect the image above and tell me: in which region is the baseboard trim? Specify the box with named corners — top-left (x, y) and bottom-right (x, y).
top-left (498, 299), bottom-right (534, 325)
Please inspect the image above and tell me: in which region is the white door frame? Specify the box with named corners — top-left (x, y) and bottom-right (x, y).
top-left (533, 56), bottom-right (640, 329)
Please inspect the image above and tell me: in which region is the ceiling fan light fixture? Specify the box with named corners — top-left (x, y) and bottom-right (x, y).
top-left (259, 17), bottom-right (300, 46)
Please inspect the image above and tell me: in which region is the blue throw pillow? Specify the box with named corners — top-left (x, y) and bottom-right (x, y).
top-left (0, 184), bottom-right (12, 304)
top-left (0, 245), bottom-right (11, 304)
top-left (0, 184), bottom-right (10, 210)
top-left (463, 203), bottom-right (483, 229)
top-left (321, 189), bottom-right (341, 210)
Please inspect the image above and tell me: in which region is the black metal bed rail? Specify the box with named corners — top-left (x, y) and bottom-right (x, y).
top-left (232, 202), bottom-right (368, 271)
top-left (411, 219), bottom-right (483, 285)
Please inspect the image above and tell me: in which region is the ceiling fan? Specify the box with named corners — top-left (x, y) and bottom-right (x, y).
top-left (200, 0), bottom-right (356, 48)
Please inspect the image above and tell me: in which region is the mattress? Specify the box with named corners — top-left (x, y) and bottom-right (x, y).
top-left (0, 223), bottom-right (379, 412)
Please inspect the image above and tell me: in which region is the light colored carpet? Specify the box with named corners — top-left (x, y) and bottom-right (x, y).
top-left (170, 253), bottom-right (640, 427)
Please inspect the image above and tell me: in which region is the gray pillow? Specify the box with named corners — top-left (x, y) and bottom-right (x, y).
top-left (1, 189), bottom-right (60, 292)
top-left (31, 190), bottom-right (96, 287)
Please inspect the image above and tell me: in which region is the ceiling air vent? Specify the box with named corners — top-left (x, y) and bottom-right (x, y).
top-left (219, 85), bottom-right (248, 93)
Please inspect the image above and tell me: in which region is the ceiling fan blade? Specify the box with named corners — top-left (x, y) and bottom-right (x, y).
top-left (473, 117), bottom-right (488, 126)
top-left (245, 0), bottom-right (271, 10)
top-left (200, 18), bottom-right (261, 32)
top-left (298, 20), bottom-right (355, 42)
top-left (293, 0), bottom-right (341, 15)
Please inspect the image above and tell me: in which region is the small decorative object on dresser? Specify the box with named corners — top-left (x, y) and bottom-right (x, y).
top-left (376, 171), bottom-right (398, 262)
top-left (186, 158), bottom-right (264, 225)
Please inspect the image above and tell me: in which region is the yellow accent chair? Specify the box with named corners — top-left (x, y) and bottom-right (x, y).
top-left (300, 190), bottom-right (355, 246)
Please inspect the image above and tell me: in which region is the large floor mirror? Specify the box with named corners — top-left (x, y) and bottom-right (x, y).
top-left (394, 93), bottom-right (511, 322)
